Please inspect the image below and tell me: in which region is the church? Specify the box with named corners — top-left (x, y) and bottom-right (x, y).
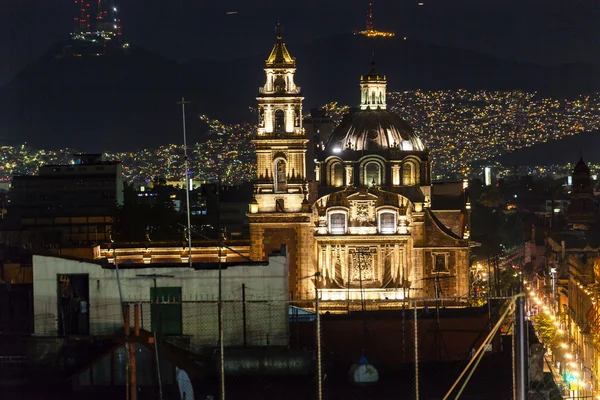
top-left (248, 30), bottom-right (473, 303)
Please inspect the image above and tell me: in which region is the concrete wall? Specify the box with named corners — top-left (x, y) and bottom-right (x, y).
top-left (33, 252), bottom-right (289, 347)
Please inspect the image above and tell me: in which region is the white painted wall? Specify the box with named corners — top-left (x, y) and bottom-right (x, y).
top-left (33, 252), bottom-right (289, 347)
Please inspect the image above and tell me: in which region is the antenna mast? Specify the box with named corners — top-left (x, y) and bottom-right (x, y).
top-left (356, 1), bottom-right (395, 38)
top-left (366, 2), bottom-right (374, 31)
top-left (178, 97), bottom-right (193, 268)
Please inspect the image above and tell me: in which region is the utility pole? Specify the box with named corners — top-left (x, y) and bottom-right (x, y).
top-left (115, 258), bottom-right (131, 400)
top-left (177, 97), bottom-right (193, 268)
top-left (136, 274), bottom-right (174, 400)
top-left (515, 284), bottom-right (527, 400)
top-left (298, 272), bottom-right (322, 400)
top-left (216, 179), bottom-right (225, 400)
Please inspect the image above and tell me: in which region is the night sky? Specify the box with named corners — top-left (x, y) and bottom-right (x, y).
top-left (2, 0), bottom-right (600, 86)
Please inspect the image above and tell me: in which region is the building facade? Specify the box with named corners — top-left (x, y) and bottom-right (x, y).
top-left (248, 33), bottom-right (472, 301)
top-left (544, 158), bottom-right (600, 396)
top-left (9, 153), bottom-right (123, 246)
top-left (33, 250), bottom-right (289, 347)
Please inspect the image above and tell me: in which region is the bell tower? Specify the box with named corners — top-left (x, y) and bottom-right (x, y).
top-left (254, 23), bottom-right (307, 205)
top-left (248, 25), bottom-right (315, 300)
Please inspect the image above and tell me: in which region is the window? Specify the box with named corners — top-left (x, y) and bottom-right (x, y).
top-left (403, 163), bottom-right (413, 185)
top-left (379, 212), bottom-right (396, 234)
top-left (365, 162), bottom-right (381, 186)
top-left (329, 212), bottom-right (347, 234)
top-left (433, 253), bottom-right (449, 273)
top-left (274, 109), bottom-right (284, 134)
top-left (276, 198), bottom-right (285, 212)
top-left (275, 159), bottom-right (287, 192)
top-left (331, 162), bottom-right (344, 187)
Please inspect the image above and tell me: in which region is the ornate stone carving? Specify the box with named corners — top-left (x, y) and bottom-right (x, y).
top-left (356, 203), bottom-right (370, 222)
top-left (350, 247), bottom-right (376, 282)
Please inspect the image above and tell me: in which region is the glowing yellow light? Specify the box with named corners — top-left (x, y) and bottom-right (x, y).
top-left (565, 353), bottom-right (573, 359)
top-left (561, 343), bottom-right (568, 349)
top-left (553, 321), bottom-right (559, 327)
top-left (558, 329), bottom-right (564, 335)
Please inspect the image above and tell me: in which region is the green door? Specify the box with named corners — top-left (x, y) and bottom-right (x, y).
top-left (150, 287), bottom-right (182, 335)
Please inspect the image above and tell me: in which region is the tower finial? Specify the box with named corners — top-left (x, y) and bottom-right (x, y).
top-left (275, 22), bottom-right (284, 40)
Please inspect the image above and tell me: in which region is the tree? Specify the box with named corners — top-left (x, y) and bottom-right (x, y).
top-left (112, 182), bottom-right (149, 241)
top-left (532, 313), bottom-right (558, 351)
top-left (112, 181), bottom-right (183, 242)
top-left (497, 268), bottom-right (521, 295)
top-left (478, 187), bottom-right (505, 209)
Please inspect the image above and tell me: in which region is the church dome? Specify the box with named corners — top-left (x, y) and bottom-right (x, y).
top-left (324, 108), bottom-right (424, 152)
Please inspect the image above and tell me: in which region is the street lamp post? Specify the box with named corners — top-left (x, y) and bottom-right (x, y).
top-left (298, 271), bottom-right (322, 400)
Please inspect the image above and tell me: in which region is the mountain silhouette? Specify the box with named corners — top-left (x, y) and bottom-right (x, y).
top-left (1, 34), bottom-right (599, 151)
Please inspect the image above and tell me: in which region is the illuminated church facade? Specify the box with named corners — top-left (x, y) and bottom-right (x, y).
top-left (248, 31), bottom-right (472, 302)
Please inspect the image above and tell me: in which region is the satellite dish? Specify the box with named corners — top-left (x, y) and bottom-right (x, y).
top-left (176, 367), bottom-right (195, 400)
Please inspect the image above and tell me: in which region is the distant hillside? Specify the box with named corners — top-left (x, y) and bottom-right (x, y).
top-left (1, 34), bottom-right (599, 151)
top-left (494, 130), bottom-right (600, 166)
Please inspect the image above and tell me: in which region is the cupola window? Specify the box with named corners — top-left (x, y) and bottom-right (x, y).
top-left (403, 163), bottom-right (414, 185)
top-left (365, 162), bottom-right (381, 186)
top-left (330, 162), bottom-right (344, 187)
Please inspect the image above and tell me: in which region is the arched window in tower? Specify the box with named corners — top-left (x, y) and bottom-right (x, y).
top-left (330, 162), bottom-right (344, 187)
top-left (275, 159), bottom-right (287, 192)
top-left (403, 163), bottom-right (414, 185)
top-left (365, 162), bottom-right (381, 187)
top-left (274, 109), bottom-right (285, 135)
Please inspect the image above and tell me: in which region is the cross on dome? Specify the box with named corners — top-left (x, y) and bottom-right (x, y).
top-left (275, 22), bottom-right (284, 39)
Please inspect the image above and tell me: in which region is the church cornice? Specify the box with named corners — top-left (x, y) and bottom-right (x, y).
top-left (315, 149), bottom-right (429, 162)
top-left (247, 213), bottom-right (313, 224)
top-left (314, 235), bottom-right (410, 243)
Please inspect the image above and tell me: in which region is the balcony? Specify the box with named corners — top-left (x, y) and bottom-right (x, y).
top-left (258, 87), bottom-right (302, 95)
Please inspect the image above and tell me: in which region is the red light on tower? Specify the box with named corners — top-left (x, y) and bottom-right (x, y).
top-left (366, 2), bottom-right (374, 31)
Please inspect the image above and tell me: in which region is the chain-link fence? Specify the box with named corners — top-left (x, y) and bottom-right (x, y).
top-left (4, 294), bottom-right (567, 399)
top-left (115, 295), bottom-right (528, 400)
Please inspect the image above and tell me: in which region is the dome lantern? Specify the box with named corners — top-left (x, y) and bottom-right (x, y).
top-left (360, 61), bottom-right (387, 110)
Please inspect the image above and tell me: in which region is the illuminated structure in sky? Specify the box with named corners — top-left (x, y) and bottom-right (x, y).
top-left (68, 0), bottom-right (127, 56)
top-left (355, 2), bottom-right (395, 38)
